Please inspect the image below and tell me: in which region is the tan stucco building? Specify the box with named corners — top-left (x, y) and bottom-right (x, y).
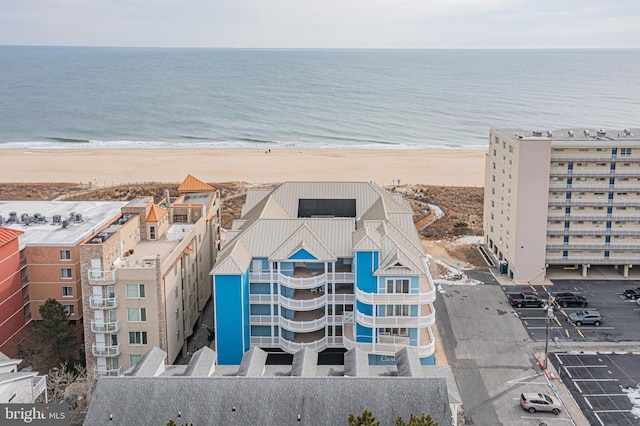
top-left (484, 128), bottom-right (640, 283)
top-left (80, 175), bottom-right (220, 377)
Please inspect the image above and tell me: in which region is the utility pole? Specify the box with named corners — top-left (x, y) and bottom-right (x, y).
top-left (544, 292), bottom-right (554, 369)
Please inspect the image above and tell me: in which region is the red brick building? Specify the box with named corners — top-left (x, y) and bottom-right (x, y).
top-left (0, 227), bottom-right (26, 356)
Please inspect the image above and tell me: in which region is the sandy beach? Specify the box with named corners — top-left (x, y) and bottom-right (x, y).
top-left (0, 149), bottom-right (485, 187)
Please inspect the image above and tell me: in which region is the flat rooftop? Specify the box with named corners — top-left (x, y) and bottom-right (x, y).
top-left (493, 128), bottom-right (639, 143)
top-left (0, 201), bottom-right (126, 246)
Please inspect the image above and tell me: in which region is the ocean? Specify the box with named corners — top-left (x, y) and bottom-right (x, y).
top-left (0, 47), bottom-right (638, 150)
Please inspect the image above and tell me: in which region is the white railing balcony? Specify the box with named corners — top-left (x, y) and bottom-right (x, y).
top-left (279, 316), bottom-right (326, 333)
top-left (547, 228), bottom-right (640, 236)
top-left (355, 287), bottom-right (435, 305)
top-left (546, 243), bottom-right (640, 250)
top-left (279, 293), bottom-right (327, 311)
top-left (278, 335), bottom-right (327, 354)
top-left (90, 320), bottom-right (120, 333)
top-left (343, 324), bottom-right (434, 358)
top-left (332, 293), bottom-right (355, 304)
top-left (89, 296), bottom-right (118, 309)
top-left (545, 256), bottom-right (638, 264)
top-left (355, 310), bottom-right (434, 328)
top-left (276, 272), bottom-right (355, 290)
top-left (249, 315), bottom-right (274, 326)
top-left (250, 336), bottom-right (276, 346)
top-left (249, 294), bottom-right (273, 304)
top-left (249, 272), bottom-right (272, 282)
top-left (91, 343), bottom-right (121, 357)
top-left (93, 367), bottom-right (122, 378)
top-left (551, 155), bottom-right (640, 162)
top-left (88, 269), bottom-right (117, 284)
top-left (32, 375), bottom-right (47, 401)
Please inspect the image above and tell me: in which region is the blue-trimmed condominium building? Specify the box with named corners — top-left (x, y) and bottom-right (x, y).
top-left (211, 182), bottom-right (436, 365)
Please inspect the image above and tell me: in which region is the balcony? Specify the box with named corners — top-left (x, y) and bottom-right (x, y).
top-left (90, 320), bottom-right (120, 333)
top-left (546, 256), bottom-right (638, 264)
top-left (92, 343), bottom-right (121, 357)
top-left (547, 228), bottom-right (640, 236)
top-left (551, 155), bottom-right (640, 162)
top-left (279, 309), bottom-right (326, 333)
top-left (548, 199), bottom-right (640, 207)
top-left (278, 331), bottom-right (327, 354)
top-left (546, 243), bottom-right (640, 250)
top-left (89, 296), bottom-right (119, 309)
top-left (93, 367), bottom-right (122, 378)
top-left (343, 323), bottom-right (434, 358)
top-left (21, 274), bottom-right (28, 288)
top-left (280, 289), bottom-right (327, 311)
top-left (88, 269), bottom-right (117, 284)
top-left (249, 315), bottom-right (274, 326)
top-left (20, 257), bottom-right (27, 269)
top-left (355, 305), bottom-right (434, 328)
top-left (355, 288), bottom-right (435, 305)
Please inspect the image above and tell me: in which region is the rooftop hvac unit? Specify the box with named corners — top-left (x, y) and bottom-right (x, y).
top-left (75, 213), bottom-right (83, 222)
top-left (21, 213), bottom-right (28, 222)
top-left (597, 129), bottom-right (606, 137)
top-left (23, 216), bottom-right (33, 225)
top-left (9, 212), bottom-right (17, 222)
top-left (532, 130), bottom-right (542, 137)
top-left (53, 215), bottom-right (61, 223)
top-left (547, 131), bottom-right (553, 137)
top-left (568, 130), bottom-right (575, 137)
top-left (62, 220), bottom-right (69, 229)
top-left (36, 215), bottom-right (46, 223)
top-left (624, 128), bottom-right (632, 136)
top-left (33, 213), bottom-right (42, 219)
top-left (584, 129), bottom-right (590, 137)
top-left (91, 237), bottom-right (103, 244)
top-left (69, 212), bottom-right (75, 220)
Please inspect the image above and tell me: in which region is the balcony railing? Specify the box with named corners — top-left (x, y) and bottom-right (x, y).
top-left (354, 287), bottom-right (435, 305)
top-left (20, 257), bottom-right (27, 269)
top-left (545, 257), bottom-right (638, 264)
top-left (546, 243), bottom-right (640, 250)
top-left (548, 199), bottom-right (640, 207)
top-left (279, 293), bottom-right (327, 311)
top-left (549, 185), bottom-right (640, 192)
top-left (249, 272), bottom-right (355, 289)
top-left (90, 320), bottom-right (120, 333)
top-left (89, 296), bottom-right (119, 309)
top-left (547, 214), bottom-right (640, 221)
top-left (279, 316), bottom-right (326, 333)
top-left (88, 269), bottom-right (117, 284)
top-left (93, 367), bottom-right (122, 378)
top-left (551, 155), bottom-right (640, 162)
top-left (550, 170), bottom-right (640, 177)
top-left (355, 310), bottom-right (434, 328)
top-left (91, 343), bottom-right (121, 357)
top-left (278, 335), bottom-right (327, 354)
top-left (343, 324), bottom-right (434, 358)
top-left (21, 274), bottom-right (28, 287)
top-left (250, 336), bottom-right (277, 346)
top-left (249, 315), bottom-right (274, 326)
top-left (32, 376), bottom-right (47, 401)
top-left (547, 228), bottom-right (640, 236)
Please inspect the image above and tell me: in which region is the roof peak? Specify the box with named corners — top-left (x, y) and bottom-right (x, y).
top-left (177, 174), bottom-right (215, 193)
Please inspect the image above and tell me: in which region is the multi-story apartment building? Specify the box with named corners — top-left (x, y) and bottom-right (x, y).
top-left (484, 128), bottom-right (640, 283)
top-left (81, 175), bottom-right (220, 377)
top-left (0, 228), bottom-right (26, 356)
top-left (0, 201), bottom-right (127, 350)
top-left (211, 182), bottom-right (436, 366)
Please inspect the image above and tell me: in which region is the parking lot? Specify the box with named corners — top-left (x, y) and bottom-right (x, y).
top-left (503, 280), bottom-right (640, 342)
top-left (550, 353), bottom-right (640, 425)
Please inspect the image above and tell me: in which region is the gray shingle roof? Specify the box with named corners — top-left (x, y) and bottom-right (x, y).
top-left (182, 347), bottom-right (217, 377)
top-left (290, 348), bottom-right (318, 377)
top-left (84, 376), bottom-right (452, 426)
top-left (395, 347), bottom-right (423, 378)
top-left (344, 348), bottom-right (369, 377)
top-left (124, 346), bottom-right (166, 377)
top-left (236, 347), bottom-right (267, 377)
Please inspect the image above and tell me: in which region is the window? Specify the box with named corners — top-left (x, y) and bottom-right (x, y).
top-left (596, 148), bottom-right (607, 152)
top-left (126, 284), bottom-right (146, 298)
top-left (60, 250), bottom-right (71, 261)
top-left (494, 136), bottom-right (499, 145)
top-left (176, 330), bottom-right (181, 341)
top-left (379, 328), bottom-right (409, 337)
top-left (509, 145), bottom-right (514, 154)
top-left (62, 286), bottom-right (73, 297)
top-left (386, 279), bottom-right (409, 293)
top-left (383, 305), bottom-right (409, 316)
top-left (129, 331), bottom-right (148, 345)
top-left (620, 148), bottom-right (632, 156)
top-left (129, 354), bottom-right (142, 368)
top-left (595, 162), bottom-right (607, 166)
top-left (149, 226), bottom-right (156, 240)
top-left (61, 268), bottom-right (72, 279)
top-left (127, 308), bottom-right (147, 322)
top-left (63, 304), bottom-right (75, 315)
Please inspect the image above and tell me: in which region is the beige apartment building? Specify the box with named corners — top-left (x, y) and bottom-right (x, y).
top-left (484, 128), bottom-right (640, 284)
top-left (80, 175), bottom-right (220, 377)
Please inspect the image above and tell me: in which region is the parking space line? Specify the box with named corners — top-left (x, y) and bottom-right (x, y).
top-left (563, 365), bottom-right (609, 368)
top-left (574, 382), bottom-right (581, 393)
top-left (525, 326), bottom-right (564, 330)
top-left (582, 393), bottom-right (628, 397)
top-left (554, 353), bottom-right (564, 365)
top-left (565, 329), bottom-right (570, 338)
top-left (584, 397), bottom-right (593, 410)
top-left (577, 329), bottom-right (585, 338)
top-left (572, 378), bottom-right (619, 382)
top-left (521, 416), bottom-right (574, 422)
top-left (563, 367), bottom-right (573, 378)
top-left (593, 409), bottom-right (633, 413)
top-left (593, 412), bottom-right (605, 426)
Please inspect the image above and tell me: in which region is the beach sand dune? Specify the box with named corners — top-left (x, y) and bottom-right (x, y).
top-left (0, 149), bottom-right (485, 187)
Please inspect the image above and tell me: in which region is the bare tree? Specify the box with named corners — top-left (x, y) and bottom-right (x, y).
top-left (17, 329), bottom-right (58, 372)
top-left (44, 364), bottom-right (96, 426)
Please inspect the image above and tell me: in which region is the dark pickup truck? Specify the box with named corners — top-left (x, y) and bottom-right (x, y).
top-left (509, 292), bottom-right (546, 308)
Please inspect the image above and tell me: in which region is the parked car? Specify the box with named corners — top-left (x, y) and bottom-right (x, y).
top-left (568, 310), bottom-right (603, 326)
top-left (623, 287), bottom-right (640, 300)
top-left (553, 292), bottom-right (588, 308)
top-left (509, 292), bottom-right (546, 308)
top-left (520, 392), bottom-right (562, 415)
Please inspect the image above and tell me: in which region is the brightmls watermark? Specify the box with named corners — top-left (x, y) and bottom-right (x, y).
top-left (1, 404), bottom-right (68, 425)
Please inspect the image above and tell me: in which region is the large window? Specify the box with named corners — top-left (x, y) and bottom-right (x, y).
top-left (382, 304), bottom-right (410, 316)
top-left (63, 304), bottom-right (75, 316)
top-left (62, 286), bottom-right (73, 297)
top-left (61, 268), bottom-right (72, 279)
top-left (126, 284), bottom-right (145, 299)
top-left (620, 148), bottom-right (632, 156)
top-left (379, 328), bottom-right (409, 337)
top-left (128, 331), bottom-right (148, 345)
top-left (129, 354), bottom-right (142, 368)
top-left (386, 279), bottom-right (409, 294)
top-left (60, 250), bottom-right (71, 261)
top-left (127, 308), bottom-right (147, 322)
top-left (149, 226), bottom-right (156, 240)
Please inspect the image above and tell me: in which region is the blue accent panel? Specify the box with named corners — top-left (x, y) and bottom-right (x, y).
top-left (250, 326), bottom-right (271, 337)
top-left (355, 324), bottom-right (372, 343)
top-left (410, 305), bottom-right (418, 316)
top-left (420, 354), bottom-right (435, 365)
top-left (281, 329), bottom-right (294, 340)
top-left (355, 252), bottom-right (377, 293)
top-left (273, 305), bottom-right (279, 315)
top-left (262, 259), bottom-right (269, 270)
top-left (243, 270), bottom-right (250, 350)
top-left (409, 328), bottom-right (417, 345)
top-left (281, 308), bottom-right (294, 319)
top-left (249, 283), bottom-right (270, 294)
top-left (214, 274), bottom-right (249, 365)
top-left (289, 248), bottom-right (317, 260)
top-left (250, 304), bottom-right (270, 315)
top-left (281, 286), bottom-right (294, 298)
top-left (356, 300), bottom-right (372, 316)
top-left (280, 262), bottom-right (294, 276)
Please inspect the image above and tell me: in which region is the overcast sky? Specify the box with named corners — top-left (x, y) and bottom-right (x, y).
top-left (1, 0), bottom-right (639, 48)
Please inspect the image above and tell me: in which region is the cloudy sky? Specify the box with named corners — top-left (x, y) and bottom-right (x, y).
top-left (1, 0), bottom-right (638, 48)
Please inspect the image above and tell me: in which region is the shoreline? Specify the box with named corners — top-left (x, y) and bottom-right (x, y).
top-left (0, 148), bottom-right (486, 187)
